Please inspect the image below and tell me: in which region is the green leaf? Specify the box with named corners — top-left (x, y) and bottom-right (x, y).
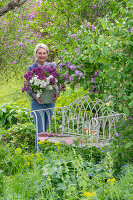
top-left (124, 142), bottom-right (132, 149)
top-left (107, 107), bottom-right (112, 112)
top-left (103, 94), bottom-right (108, 100)
top-left (117, 73), bottom-right (121, 80)
top-left (92, 45), bottom-right (97, 50)
top-left (119, 105), bottom-right (122, 111)
top-left (123, 95), bottom-right (128, 100)
top-left (128, 101), bottom-right (133, 108)
top-left (89, 57), bottom-right (93, 63)
top-left (1, 108), bottom-right (6, 113)
top-left (116, 148), bottom-right (121, 153)
top-left (99, 18), bottom-right (107, 29)
top-left (0, 110), bottom-right (3, 118)
top-left (123, 107), bottom-right (130, 116)
top-left (113, 140), bottom-right (117, 146)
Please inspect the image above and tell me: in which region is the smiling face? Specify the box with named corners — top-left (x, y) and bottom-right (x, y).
top-left (36, 48), bottom-right (48, 65)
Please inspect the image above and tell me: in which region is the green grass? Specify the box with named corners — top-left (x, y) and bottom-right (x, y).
top-left (1, 145), bottom-right (133, 200)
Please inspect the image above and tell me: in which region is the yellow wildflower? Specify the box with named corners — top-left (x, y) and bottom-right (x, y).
top-left (107, 177), bottom-right (116, 185)
top-left (84, 192), bottom-right (96, 197)
top-left (38, 140), bottom-right (47, 145)
top-left (55, 142), bottom-right (60, 146)
top-left (27, 162), bottom-right (30, 166)
top-left (30, 153), bottom-right (34, 157)
top-left (106, 101), bottom-right (111, 107)
top-left (37, 157), bottom-right (42, 161)
top-left (35, 153), bottom-right (40, 157)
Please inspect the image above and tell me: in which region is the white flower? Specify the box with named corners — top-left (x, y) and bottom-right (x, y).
top-left (34, 81), bottom-right (38, 86)
top-left (46, 79), bottom-right (50, 85)
top-left (46, 85), bottom-right (53, 90)
top-left (40, 80), bottom-right (47, 88)
top-left (37, 90), bottom-right (42, 94)
top-left (36, 93), bottom-right (40, 98)
top-left (49, 75), bottom-right (53, 79)
top-left (30, 79), bottom-right (33, 84)
top-left (55, 78), bottom-right (58, 83)
top-left (54, 85), bottom-right (58, 90)
top-left (33, 76), bottom-right (38, 81)
top-left (34, 78), bottom-right (41, 86)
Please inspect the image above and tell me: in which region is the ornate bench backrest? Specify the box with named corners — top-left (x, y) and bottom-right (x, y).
top-left (31, 95), bottom-right (123, 142)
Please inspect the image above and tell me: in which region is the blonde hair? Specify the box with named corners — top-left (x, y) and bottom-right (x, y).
top-left (34, 43), bottom-right (49, 56)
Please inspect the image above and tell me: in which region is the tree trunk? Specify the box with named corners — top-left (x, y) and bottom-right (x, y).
top-left (0, 0), bottom-right (27, 17)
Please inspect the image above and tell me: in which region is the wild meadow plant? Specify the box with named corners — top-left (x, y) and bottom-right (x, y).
top-left (1, 144), bottom-right (133, 200)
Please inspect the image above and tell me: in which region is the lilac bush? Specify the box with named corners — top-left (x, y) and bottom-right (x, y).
top-left (22, 65), bottom-right (64, 98)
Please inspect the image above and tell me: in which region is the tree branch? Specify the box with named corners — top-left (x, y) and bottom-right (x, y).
top-left (0, 0), bottom-right (27, 17)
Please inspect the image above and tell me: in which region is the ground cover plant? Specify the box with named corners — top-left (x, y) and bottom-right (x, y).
top-left (0, 0), bottom-right (133, 199)
top-left (0, 90), bottom-right (133, 199)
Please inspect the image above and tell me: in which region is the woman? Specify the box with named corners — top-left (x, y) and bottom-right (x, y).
top-left (26, 43), bottom-right (58, 148)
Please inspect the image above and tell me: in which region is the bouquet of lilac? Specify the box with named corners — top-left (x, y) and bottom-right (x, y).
top-left (22, 65), bottom-right (65, 98)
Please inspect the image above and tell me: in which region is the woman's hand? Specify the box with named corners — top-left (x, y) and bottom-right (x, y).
top-left (52, 92), bottom-right (58, 103)
top-left (36, 97), bottom-right (44, 104)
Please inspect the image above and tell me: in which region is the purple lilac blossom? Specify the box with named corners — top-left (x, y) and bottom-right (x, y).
top-left (91, 77), bottom-right (96, 84)
top-left (27, 13), bottom-right (35, 20)
top-left (129, 116), bottom-right (132, 121)
top-left (20, 43), bottom-right (26, 48)
top-left (22, 66), bottom-right (64, 93)
top-left (30, 40), bottom-right (34, 43)
top-left (87, 24), bottom-right (91, 29)
top-left (96, 89), bottom-right (99, 93)
top-left (65, 61), bottom-right (71, 69)
top-left (92, 4), bottom-right (97, 9)
top-left (37, 0), bottom-right (43, 5)
top-left (69, 75), bottom-right (74, 81)
top-left (75, 70), bottom-right (84, 78)
top-left (57, 63), bottom-right (64, 72)
top-left (22, 82), bottom-right (31, 93)
top-left (31, 31), bottom-right (34, 35)
top-left (92, 85), bottom-right (96, 89)
top-left (70, 64), bottom-right (77, 71)
top-left (80, 64), bottom-right (84, 68)
top-left (13, 41), bottom-right (17, 45)
top-left (89, 89), bottom-right (94, 93)
top-left (91, 25), bottom-right (96, 31)
top-left (50, 77), bottom-right (56, 85)
top-left (68, 33), bottom-right (77, 39)
top-left (62, 73), bottom-right (69, 81)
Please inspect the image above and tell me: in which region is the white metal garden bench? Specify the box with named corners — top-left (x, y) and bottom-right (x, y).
top-left (31, 95), bottom-right (124, 151)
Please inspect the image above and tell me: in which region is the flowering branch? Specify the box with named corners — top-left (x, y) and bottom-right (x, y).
top-left (0, 0), bottom-right (27, 17)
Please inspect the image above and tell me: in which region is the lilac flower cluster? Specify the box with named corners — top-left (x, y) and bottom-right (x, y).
top-left (89, 72), bottom-right (100, 94)
top-left (22, 82), bottom-right (31, 92)
top-left (57, 62), bottom-right (85, 84)
top-left (22, 66), bottom-right (62, 93)
top-left (70, 64), bottom-right (77, 71)
top-left (68, 33), bottom-right (77, 39)
top-left (86, 24), bottom-right (96, 31)
top-left (26, 13), bottom-right (36, 20)
top-left (75, 70), bottom-right (84, 78)
top-left (20, 43), bottom-right (26, 48)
